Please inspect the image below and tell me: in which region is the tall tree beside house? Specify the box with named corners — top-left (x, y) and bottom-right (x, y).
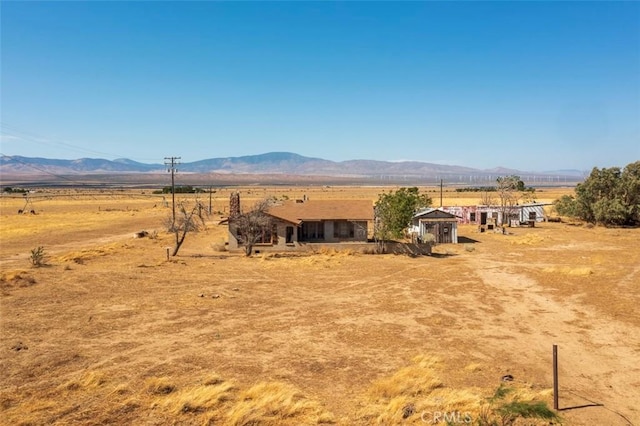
top-left (554, 161), bottom-right (640, 226)
top-left (232, 199), bottom-right (273, 256)
top-left (374, 187), bottom-right (432, 250)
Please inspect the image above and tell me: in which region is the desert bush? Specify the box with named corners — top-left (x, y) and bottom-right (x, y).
top-left (29, 246), bottom-right (47, 267)
top-left (422, 233), bottom-right (436, 244)
top-left (211, 239), bottom-right (227, 252)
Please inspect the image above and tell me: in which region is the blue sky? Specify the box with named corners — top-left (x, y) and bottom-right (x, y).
top-left (1, 1), bottom-right (639, 171)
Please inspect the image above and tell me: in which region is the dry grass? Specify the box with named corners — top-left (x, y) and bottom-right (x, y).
top-left (368, 355), bottom-right (443, 400)
top-left (166, 380), bottom-right (236, 414)
top-left (1, 186), bottom-right (637, 426)
top-left (57, 243), bottom-right (131, 263)
top-left (508, 233), bottom-right (547, 245)
top-left (226, 381), bottom-right (333, 425)
top-left (61, 370), bottom-right (108, 391)
top-left (357, 354), bottom-right (554, 425)
top-left (145, 376), bottom-right (177, 395)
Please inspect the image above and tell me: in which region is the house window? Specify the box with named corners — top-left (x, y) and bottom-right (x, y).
top-left (334, 221), bottom-right (355, 238)
top-left (469, 212), bottom-right (476, 222)
top-left (236, 226), bottom-right (272, 244)
top-left (301, 221), bottom-right (324, 240)
top-left (286, 226), bottom-right (294, 243)
top-left (256, 226), bottom-right (272, 244)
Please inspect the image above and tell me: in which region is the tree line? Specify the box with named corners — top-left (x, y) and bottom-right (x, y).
top-left (554, 161), bottom-right (639, 226)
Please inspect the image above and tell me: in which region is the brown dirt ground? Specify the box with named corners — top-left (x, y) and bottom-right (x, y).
top-left (0, 186), bottom-right (638, 425)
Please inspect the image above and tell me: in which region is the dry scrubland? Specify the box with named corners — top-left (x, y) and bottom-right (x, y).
top-left (1, 186), bottom-right (639, 425)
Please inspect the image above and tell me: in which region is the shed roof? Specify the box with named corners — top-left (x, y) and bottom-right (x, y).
top-left (413, 208), bottom-right (460, 220)
top-left (267, 200), bottom-right (374, 225)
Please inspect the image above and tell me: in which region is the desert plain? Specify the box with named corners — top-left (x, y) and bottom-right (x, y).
top-left (1, 185), bottom-right (639, 425)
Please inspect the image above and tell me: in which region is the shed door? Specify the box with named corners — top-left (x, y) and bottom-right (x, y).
top-left (441, 225), bottom-right (452, 244)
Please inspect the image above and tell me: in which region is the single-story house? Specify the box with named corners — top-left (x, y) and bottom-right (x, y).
top-left (226, 198), bottom-right (374, 251)
top-left (412, 208), bottom-right (460, 244)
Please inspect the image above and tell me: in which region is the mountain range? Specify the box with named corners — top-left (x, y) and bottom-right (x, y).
top-left (0, 152), bottom-right (585, 180)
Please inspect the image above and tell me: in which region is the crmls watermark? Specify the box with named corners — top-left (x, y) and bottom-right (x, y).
top-left (421, 410), bottom-right (473, 424)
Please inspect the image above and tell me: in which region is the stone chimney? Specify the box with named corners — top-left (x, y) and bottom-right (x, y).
top-left (229, 192), bottom-right (240, 218)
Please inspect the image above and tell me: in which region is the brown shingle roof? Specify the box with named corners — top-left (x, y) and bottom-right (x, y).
top-left (266, 200), bottom-right (373, 224)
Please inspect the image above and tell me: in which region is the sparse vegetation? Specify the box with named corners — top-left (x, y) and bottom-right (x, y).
top-left (477, 384), bottom-right (559, 425)
top-left (226, 381), bottom-right (332, 425)
top-left (0, 186), bottom-right (637, 426)
top-left (29, 246), bottom-right (47, 267)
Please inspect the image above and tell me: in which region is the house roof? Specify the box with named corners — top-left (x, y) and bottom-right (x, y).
top-left (266, 200), bottom-right (374, 225)
top-left (413, 208), bottom-right (460, 220)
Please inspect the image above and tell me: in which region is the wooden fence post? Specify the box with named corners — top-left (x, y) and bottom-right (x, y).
top-left (553, 344), bottom-right (559, 410)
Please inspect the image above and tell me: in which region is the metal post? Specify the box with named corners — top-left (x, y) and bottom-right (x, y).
top-left (209, 186), bottom-right (213, 214)
top-left (553, 344), bottom-right (559, 410)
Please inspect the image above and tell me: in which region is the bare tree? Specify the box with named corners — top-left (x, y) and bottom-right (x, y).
top-left (496, 175), bottom-right (523, 227)
top-left (165, 199), bottom-right (208, 256)
top-left (231, 199), bottom-right (273, 256)
top-left (479, 190), bottom-right (496, 206)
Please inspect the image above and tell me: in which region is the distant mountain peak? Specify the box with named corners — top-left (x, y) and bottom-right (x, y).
top-left (0, 152), bottom-right (585, 181)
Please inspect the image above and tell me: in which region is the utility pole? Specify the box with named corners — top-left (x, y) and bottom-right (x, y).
top-left (164, 156), bottom-right (181, 226)
top-left (209, 186), bottom-right (213, 215)
top-left (440, 179), bottom-right (443, 208)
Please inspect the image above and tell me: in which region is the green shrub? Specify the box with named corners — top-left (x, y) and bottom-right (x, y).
top-left (29, 246), bottom-right (47, 267)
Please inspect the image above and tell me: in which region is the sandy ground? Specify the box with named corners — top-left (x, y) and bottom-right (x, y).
top-left (0, 187), bottom-right (638, 425)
